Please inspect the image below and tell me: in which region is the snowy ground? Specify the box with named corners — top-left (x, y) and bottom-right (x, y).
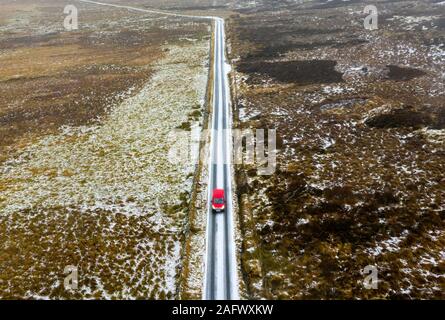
top-left (0, 38), bottom-right (210, 299)
top-left (229, 0), bottom-right (444, 299)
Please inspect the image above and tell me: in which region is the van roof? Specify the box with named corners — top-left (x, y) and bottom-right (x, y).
top-left (212, 189), bottom-right (224, 198)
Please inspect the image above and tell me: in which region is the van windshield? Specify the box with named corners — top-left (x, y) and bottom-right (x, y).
top-left (214, 198), bottom-right (224, 204)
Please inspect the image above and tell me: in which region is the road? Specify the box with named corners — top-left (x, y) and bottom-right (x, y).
top-left (78, 0), bottom-right (238, 300)
top-left (203, 18), bottom-right (238, 300)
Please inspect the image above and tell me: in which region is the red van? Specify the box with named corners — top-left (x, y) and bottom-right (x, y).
top-left (211, 189), bottom-right (226, 213)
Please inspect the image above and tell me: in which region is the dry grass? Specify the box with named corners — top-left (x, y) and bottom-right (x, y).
top-left (0, 0), bottom-right (210, 164)
top-left (229, 0), bottom-right (445, 299)
top-left (0, 0), bottom-right (211, 299)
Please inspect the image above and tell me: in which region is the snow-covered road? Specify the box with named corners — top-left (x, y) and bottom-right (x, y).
top-left (203, 18), bottom-right (239, 300)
